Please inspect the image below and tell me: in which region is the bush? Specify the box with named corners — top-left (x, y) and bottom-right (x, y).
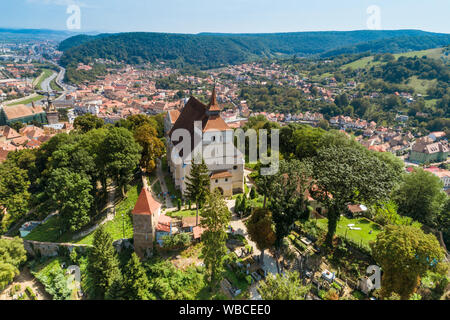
top-left (25, 287), bottom-right (37, 300)
top-left (162, 233), bottom-right (192, 249)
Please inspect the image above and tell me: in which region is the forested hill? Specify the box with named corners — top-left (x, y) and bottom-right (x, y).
top-left (59, 30), bottom-right (450, 69)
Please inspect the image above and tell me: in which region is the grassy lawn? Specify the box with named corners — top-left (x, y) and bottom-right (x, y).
top-left (7, 94), bottom-right (44, 106)
top-left (24, 216), bottom-right (66, 243)
top-left (164, 174), bottom-right (181, 199)
top-left (35, 69), bottom-right (53, 90)
top-left (152, 180), bottom-right (162, 195)
top-left (341, 48), bottom-right (446, 71)
top-left (75, 184), bottom-right (140, 245)
top-left (406, 76), bottom-right (437, 95)
top-left (148, 171), bottom-right (158, 185)
top-left (166, 208), bottom-right (198, 219)
top-left (316, 216), bottom-right (382, 249)
top-left (50, 78), bottom-right (62, 91)
top-left (341, 56), bottom-right (381, 70)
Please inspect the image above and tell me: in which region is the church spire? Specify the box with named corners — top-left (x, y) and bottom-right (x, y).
top-left (207, 84), bottom-right (220, 113)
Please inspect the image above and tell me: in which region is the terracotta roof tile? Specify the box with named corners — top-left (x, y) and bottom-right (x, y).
top-left (211, 170), bottom-right (232, 179)
top-left (132, 187), bottom-right (161, 216)
top-left (2, 104), bottom-right (45, 120)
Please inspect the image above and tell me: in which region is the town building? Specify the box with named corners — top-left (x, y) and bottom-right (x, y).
top-left (0, 103), bottom-right (47, 126)
top-left (409, 137), bottom-right (449, 164)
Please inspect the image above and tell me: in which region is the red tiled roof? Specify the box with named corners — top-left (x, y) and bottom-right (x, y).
top-left (193, 226), bottom-right (205, 239)
top-left (0, 149), bottom-right (9, 162)
top-left (168, 109), bottom-right (180, 124)
top-left (132, 188), bottom-right (161, 216)
top-left (211, 170), bottom-right (232, 179)
top-left (2, 104), bottom-right (45, 120)
top-left (0, 126), bottom-right (21, 140)
top-left (182, 216), bottom-right (201, 228)
top-left (202, 115), bottom-right (230, 132)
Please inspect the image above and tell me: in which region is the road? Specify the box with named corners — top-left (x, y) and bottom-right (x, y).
top-left (40, 71), bottom-right (57, 93)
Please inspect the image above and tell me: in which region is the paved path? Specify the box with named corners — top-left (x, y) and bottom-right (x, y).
top-left (156, 159), bottom-right (174, 208)
top-left (228, 199), bottom-right (278, 276)
top-left (72, 182), bottom-right (117, 240)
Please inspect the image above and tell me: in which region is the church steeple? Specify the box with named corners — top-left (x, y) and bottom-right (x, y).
top-left (207, 85), bottom-right (220, 114)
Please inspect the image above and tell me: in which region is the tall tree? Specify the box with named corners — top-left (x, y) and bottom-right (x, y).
top-left (371, 225), bottom-right (447, 299)
top-left (100, 127), bottom-right (142, 196)
top-left (122, 253), bottom-right (151, 300)
top-left (258, 271), bottom-right (311, 300)
top-left (311, 145), bottom-right (399, 246)
top-left (47, 168), bottom-right (93, 232)
top-left (88, 226), bottom-right (122, 299)
top-left (184, 157), bottom-right (211, 226)
top-left (201, 190), bottom-right (231, 291)
top-left (0, 161), bottom-right (30, 230)
top-left (133, 123), bottom-right (165, 173)
top-left (247, 208), bottom-right (276, 265)
top-left (0, 237), bottom-right (27, 290)
top-left (269, 160), bottom-right (311, 271)
top-left (393, 168), bottom-right (447, 227)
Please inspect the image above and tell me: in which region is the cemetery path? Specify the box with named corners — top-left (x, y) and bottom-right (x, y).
top-left (156, 159), bottom-right (174, 208)
top-left (0, 267), bottom-right (51, 300)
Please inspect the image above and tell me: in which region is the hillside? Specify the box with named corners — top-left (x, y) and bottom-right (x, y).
top-left (342, 47), bottom-right (450, 70)
top-left (0, 28), bottom-right (89, 42)
top-left (59, 30), bottom-right (450, 70)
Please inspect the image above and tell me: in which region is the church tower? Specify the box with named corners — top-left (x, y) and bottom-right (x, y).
top-left (45, 95), bottom-right (59, 125)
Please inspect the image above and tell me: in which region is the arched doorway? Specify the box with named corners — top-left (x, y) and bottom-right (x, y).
top-left (215, 187), bottom-right (224, 195)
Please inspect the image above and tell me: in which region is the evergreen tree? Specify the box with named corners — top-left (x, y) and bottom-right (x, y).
top-left (122, 253), bottom-right (151, 300)
top-left (201, 190), bottom-right (231, 291)
top-left (88, 226), bottom-right (122, 299)
top-left (184, 157), bottom-right (210, 226)
top-left (249, 187), bottom-right (256, 199)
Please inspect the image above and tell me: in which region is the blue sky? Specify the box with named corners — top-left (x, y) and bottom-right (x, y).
top-left (2, 0), bottom-right (449, 34)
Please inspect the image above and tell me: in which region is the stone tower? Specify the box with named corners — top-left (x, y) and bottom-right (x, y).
top-left (131, 187), bottom-right (161, 259)
top-left (45, 95), bottom-right (59, 125)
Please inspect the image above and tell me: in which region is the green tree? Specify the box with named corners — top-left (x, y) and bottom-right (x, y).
top-left (247, 208), bottom-right (276, 265)
top-left (100, 127), bottom-right (142, 196)
top-left (184, 157), bottom-right (211, 226)
top-left (201, 190), bottom-right (231, 290)
top-left (254, 168), bottom-right (276, 209)
top-left (371, 225), bottom-right (447, 299)
top-left (0, 238), bottom-right (27, 290)
top-left (88, 226), bottom-right (122, 299)
top-left (133, 123), bottom-right (165, 173)
top-left (0, 161), bottom-right (30, 230)
top-left (74, 114), bottom-right (104, 133)
top-left (249, 187), bottom-right (256, 199)
top-left (393, 168), bottom-right (447, 227)
top-left (122, 253), bottom-right (151, 300)
top-left (47, 168), bottom-right (93, 232)
top-left (269, 160), bottom-right (311, 271)
top-left (311, 145), bottom-right (399, 246)
top-left (258, 271), bottom-right (310, 300)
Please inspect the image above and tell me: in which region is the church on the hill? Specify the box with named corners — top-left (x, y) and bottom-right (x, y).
top-left (165, 88), bottom-right (244, 197)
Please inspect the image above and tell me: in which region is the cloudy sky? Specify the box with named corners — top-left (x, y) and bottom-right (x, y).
top-left (1, 0), bottom-right (449, 34)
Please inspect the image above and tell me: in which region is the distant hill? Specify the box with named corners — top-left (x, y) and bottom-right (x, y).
top-left (59, 30), bottom-right (450, 69)
top-left (0, 28), bottom-right (94, 42)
